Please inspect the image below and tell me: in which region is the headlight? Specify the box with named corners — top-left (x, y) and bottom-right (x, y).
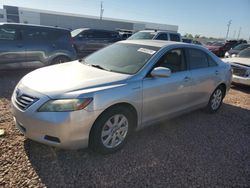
top-left (38, 98), bottom-right (93, 112)
top-left (231, 54), bottom-right (236, 57)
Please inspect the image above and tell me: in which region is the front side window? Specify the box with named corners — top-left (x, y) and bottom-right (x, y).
top-left (187, 49), bottom-right (209, 69)
top-left (169, 34), bottom-right (180, 42)
top-left (156, 33), bottom-right (168, 41)
top-left (84, 43), bottom-right (160, 74)
top-left (0, 26), bottom-right (17, 40)
top-left (156, 49), bottom-right (186, 73)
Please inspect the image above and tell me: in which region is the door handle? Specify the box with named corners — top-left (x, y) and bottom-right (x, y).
top-left (215, 70), bottom-right (219, 75)
top-left (17, 44), bottom-right (23, 48)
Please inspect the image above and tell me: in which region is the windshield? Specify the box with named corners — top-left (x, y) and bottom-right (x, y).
top-left (71, 28), bottom-right (84, 37)
top-left (233, 44), bottom-right (250, 51)
top-left (211, 42), bottom-right (224, 46)
top-left (83, 43), bottom-right (160, 74)
top-left (238, 48), bottom-right (250, 58)
top-left (128, 32), bottom-right (156, 40)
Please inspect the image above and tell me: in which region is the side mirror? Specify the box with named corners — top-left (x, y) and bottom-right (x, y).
top-left (151, 67), bottom-right (171, 78)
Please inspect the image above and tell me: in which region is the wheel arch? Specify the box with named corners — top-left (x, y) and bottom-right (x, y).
top-left (89, 102), bottom-right (139, 143)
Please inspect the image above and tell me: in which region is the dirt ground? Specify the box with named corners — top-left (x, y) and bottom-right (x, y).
top-left (0, 69), bottom-right (249, 187)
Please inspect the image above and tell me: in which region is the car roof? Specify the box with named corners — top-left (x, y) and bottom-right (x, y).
top-left (0, 22), bottom-right (69, 31)
top-left (138, 30), bottom-right (179, 34)
top-left (119, 40), bottom-right (195, 48)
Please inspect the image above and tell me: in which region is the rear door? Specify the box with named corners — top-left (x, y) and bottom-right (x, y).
top-left (0, 25), bottom-right (26, 64)
top-left (185, 48), bottom-right (221, 107)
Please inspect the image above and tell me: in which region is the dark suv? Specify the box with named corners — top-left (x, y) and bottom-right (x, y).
top-left (0, 23), bottom-right (76, 69)
top-left (71, 28), bottom-right (121, 57)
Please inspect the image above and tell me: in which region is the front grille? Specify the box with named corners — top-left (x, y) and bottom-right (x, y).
top-left (15, 90), bottom-right (39, 110)
top-left (231, 65), bottom-right (246, 77)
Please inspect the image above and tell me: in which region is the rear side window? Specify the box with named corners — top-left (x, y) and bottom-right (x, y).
top-left (169, 34), bottom-right (180, 42)
top-left (187, 48), bottom-right (209, 69)
top-left (0, 26), bottom-right (17, 40)
top-left (156, 33), bottom-right (168, 41)
top-left (21, 27), bottom-right (50, 41)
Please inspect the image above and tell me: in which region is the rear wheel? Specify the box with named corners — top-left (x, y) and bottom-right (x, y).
top-left (206, 86), bottom-right (225, 113)
top-left (51, 56), bottom-right (70, 65)
top-left (89, 106), bottom-right (134, 154)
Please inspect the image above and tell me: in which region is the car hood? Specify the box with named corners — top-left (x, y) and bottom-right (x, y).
top-left (21, 61), bottom-right (131, 96)
top-left (222, 57), bottom-right (250, 67)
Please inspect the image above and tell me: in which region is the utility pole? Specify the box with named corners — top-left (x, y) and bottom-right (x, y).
top-left (100, 1), bottom-right (104, 20)
top-left (225, 20), bottom-right (232, 41)
top-left (237, 27), bottom-right (241, 40)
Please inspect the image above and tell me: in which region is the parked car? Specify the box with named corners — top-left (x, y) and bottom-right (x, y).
top-left (206, 40), bottom-right (247, 57)
top-left (71, 28), bottom-right (121, 57)
top-left (222, 47), bottom-right (250, 86)
top-left (128, 30), bottom-right (182, 42)
top-left (206, 42), bottom-right (226, 57)
top-left (224, 43), bottom-right (250, 58)
top-left (12, 40), bottom-right (232, 154)
top-left (182, 38), bottom-right (203, 45)
top-left (0, 23), bottom-right (77, 69)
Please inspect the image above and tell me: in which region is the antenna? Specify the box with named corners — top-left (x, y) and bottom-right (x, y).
top-left (100, 1), bottom-right (104, 20)
top-left (225, 20), bottom-right (232, 40)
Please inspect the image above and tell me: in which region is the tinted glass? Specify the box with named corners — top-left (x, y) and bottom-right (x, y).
top-left (128, 32), bottom-right (156, 40)
top-left (238, 48), bottom-right (250, 58)
top-left (233, 44), bottom-right (250, 51)
top-left (156, 33), bottom-right (168, 41)
top-left (188, 49), bottom-right (209, 69)
top-left (21, 27), bottom-right (50, 41)
top-left (169, 34), bottom-right (180, 41)
top-left (71, 29), bottom-right (84, 37)
top-left (84, 43), bottom-right (160, 74)
top-left (156, 49), bottom-right (186, 72)
top-left (0, 26), bottom-right (17, 40)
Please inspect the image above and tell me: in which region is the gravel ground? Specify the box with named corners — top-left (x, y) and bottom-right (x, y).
top-left (0, 70), bottom-right (250, 188)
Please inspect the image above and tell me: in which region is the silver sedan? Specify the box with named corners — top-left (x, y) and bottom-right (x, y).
top-left (11, 40), bottom-right (232, 154)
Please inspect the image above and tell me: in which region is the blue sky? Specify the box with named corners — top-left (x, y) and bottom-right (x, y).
top-left (1, 0), bottom-right (250, 39)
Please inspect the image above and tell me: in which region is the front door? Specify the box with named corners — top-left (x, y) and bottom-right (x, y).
top-left (142, 48), bottom-right (193, 124)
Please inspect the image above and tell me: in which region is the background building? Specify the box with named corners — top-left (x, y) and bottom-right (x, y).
top-left (0, 5), bottom-right (178, 32)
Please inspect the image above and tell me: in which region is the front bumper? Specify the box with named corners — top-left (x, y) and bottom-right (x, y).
top-left (232, 75), bottom-right (250, 86)
top-left (11, 87), bottom-right (101, 149)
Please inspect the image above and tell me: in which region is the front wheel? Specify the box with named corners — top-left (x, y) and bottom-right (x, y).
top-left (89, 106), bottom-right (134, 154)
top-left (51, 56), bottom-right (70, 65)
top-left (206, 86), bottom-right (224, 113)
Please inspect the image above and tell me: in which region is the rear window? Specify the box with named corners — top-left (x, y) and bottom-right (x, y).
top-left (128, 32), bottom-right (156, 40)
top-left (169, 34), bottom-right (180, 42)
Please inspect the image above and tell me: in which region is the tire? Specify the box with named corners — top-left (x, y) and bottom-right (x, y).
top-left (51, 56), bottom-right (70, 65)
top-left (206, 86), bottom-right (225, 113)
top-left (89, 106), bottom-right (135, 154)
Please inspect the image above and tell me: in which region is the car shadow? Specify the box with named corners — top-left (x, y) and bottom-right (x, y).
top-left (231, 84), bottom-right (250, 94)
top-left (23, 103), bottom-right (250, 187)
top-left (0, 69), bottom-right (34, 99)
